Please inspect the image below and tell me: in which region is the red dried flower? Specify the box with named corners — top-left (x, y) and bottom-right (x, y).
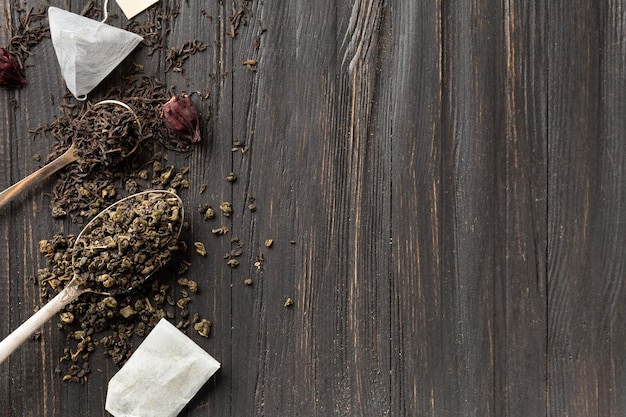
top-left (0, 47), bottom-right (25, 89)
top-left (160, 94), bottom-right (201, 143)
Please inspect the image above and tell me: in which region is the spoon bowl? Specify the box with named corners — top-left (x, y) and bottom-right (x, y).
top-left (0, 190), bottom-right (183, 364)
top-left (0, 100), bottom-right (142, 209)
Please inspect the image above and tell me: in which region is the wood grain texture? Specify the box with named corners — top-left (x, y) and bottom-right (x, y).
top-left (0, 0), bottom-right (625, 416)
top-left (548, 0), bottom-right (626, 416)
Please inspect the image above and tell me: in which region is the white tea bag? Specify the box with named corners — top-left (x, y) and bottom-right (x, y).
top-left (48, 7), bottom-right (143, 100)
top-left (105, 318), bottom-right (220, 417)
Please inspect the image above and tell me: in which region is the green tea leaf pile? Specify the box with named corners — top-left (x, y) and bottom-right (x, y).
top-left (72, 192), bottom-right (182, 295)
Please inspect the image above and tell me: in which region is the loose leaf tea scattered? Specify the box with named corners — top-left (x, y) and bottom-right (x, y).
top-left (5, 2), bottom-right (49, 74)
top-left (39, 75), bottom-right (194, 222)
top-left (24, 1), bottom-right (224, 384)
top-left (36, 191), bottom-right (195, 382)
top-left (72, 191), bottom-right (183, 295)
top-left (71, 101), bottom-right (143, 169)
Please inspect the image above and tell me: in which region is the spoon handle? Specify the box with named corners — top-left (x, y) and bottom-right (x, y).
top-left (0, 285), bottom-right (83, 364)
top-left (0, 144), bottom-right (80, 209)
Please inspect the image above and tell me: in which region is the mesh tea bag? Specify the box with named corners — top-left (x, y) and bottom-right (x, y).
top-left (48, 7), bottom-right (143, 100)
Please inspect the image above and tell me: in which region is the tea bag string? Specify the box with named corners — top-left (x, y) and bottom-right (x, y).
top-left (75, 0), bottom-right (110, 101)
top-left (101, 0), bottom-right (109, 23)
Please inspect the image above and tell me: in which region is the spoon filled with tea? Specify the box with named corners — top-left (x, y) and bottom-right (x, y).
top-left (0, 100), bottom-right (142, 208)
top-left (0, 190), bottom-right (183, 364)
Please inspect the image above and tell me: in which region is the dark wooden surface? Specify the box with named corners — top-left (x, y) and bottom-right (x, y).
top-left (0, 0), bottom-right (625, 416)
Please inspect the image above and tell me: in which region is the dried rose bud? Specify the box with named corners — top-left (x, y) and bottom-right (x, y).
top-left (160, 93), bottom-right (201, 143)
top-left (0, 47), bottom-right (25, 89)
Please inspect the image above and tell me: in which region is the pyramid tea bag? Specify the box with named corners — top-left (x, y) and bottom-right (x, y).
top-left (105, 318), bottom-right (220, 417)
top-left (48, 7), bottom-right (143, 100)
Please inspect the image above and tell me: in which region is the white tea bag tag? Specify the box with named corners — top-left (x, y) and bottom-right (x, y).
top-left (105, 318), bottom-right (220, 417)
top-left (116, 0), bottom-right (159, 19)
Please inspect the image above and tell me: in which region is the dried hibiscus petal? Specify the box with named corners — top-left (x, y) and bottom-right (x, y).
top-left (160, 94), bottom-right (201, 143)
top-left (0, 47), bottom-right (25, 89)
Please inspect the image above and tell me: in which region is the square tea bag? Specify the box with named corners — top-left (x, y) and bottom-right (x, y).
top-left (105, 318), bottom-right (220, 417)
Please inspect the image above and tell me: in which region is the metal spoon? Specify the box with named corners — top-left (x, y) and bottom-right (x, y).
top-left (0, 100), bottom-right (142, 208)
top-left (0, 190), bottom-right (184, 364)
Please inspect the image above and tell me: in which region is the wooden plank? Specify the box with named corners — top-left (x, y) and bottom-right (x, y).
top-left (548, 0), bottom-right (626, 415)
top-left (230, 0), bottom-right (391, 415)
top-left (383, 1), bottom-right (447, 415)
top-left (388, 0), bottom-right (545, 415)
top-left (499, 1), bottom-right (548, 415)
top-left (441, 0), bottom-right (501, 413)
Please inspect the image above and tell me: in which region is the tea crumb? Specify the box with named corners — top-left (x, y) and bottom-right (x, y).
top-left (198, 204), bottom-right (215, 220)
top-left (194, 241), bottom-right (207, 256)
top-left (59, 312), bottom-right (74, 324)
top-left (212, 226), bottom-right (230, 235)
top-left (225, 172), bottom-right (237, 183)
top-left (219, 201), bottom-right (232, 217)
top-left (244, 278), bottom-right (253, 286)
top-left (242, 58), bottom-right (257, 71)
top-left (284, 298), bottom-right (294, 307)
top-left (194, 318), bottom-right (211, 337)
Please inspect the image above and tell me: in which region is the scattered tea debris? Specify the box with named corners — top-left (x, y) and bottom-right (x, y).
top-left (247, 194), bottom-right (256, 212)
top-left (284, 297), bottom-right (294, 307)
top-left (177, 277), bottom-right (198, 293)
top-left (59, 312), bottom-right (74, 324)
top-left (242, 58), bottom-right (257, 72)
top-left (194, 318), bottom-right (211, 337)
top-left (165, 40), bottom-right (209, 75)
top-left (194, 241), bottom-right (207, 256)
top-left (264, 239), bottom-right (273, 248)
top-left (212, 226), bottom-right (230, 235)
top-left (225, 172), bottom-right (237, 183)
top-left (231, 138), bottom-right (249, 153)
top-left (204, 206), bottom-right (215, 220)
top-left (38, 75), bottom-right (194, 223)
top-left (244, 278), bottom-right (253, 286)
top-left (38, 230), bottom-right (212, 382)
top-left (126, 5), bottom-right (180, 55)
top-left (229, 0), bottom-right (252, 38)
top-left (6, 2), bottom-right (49, 67)
top-left (23, 0), bottom-right (263, 385)
top-left (254, 252), bottom-right (264, 270)
top-left (219, 201), bottom-right (232, 217)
